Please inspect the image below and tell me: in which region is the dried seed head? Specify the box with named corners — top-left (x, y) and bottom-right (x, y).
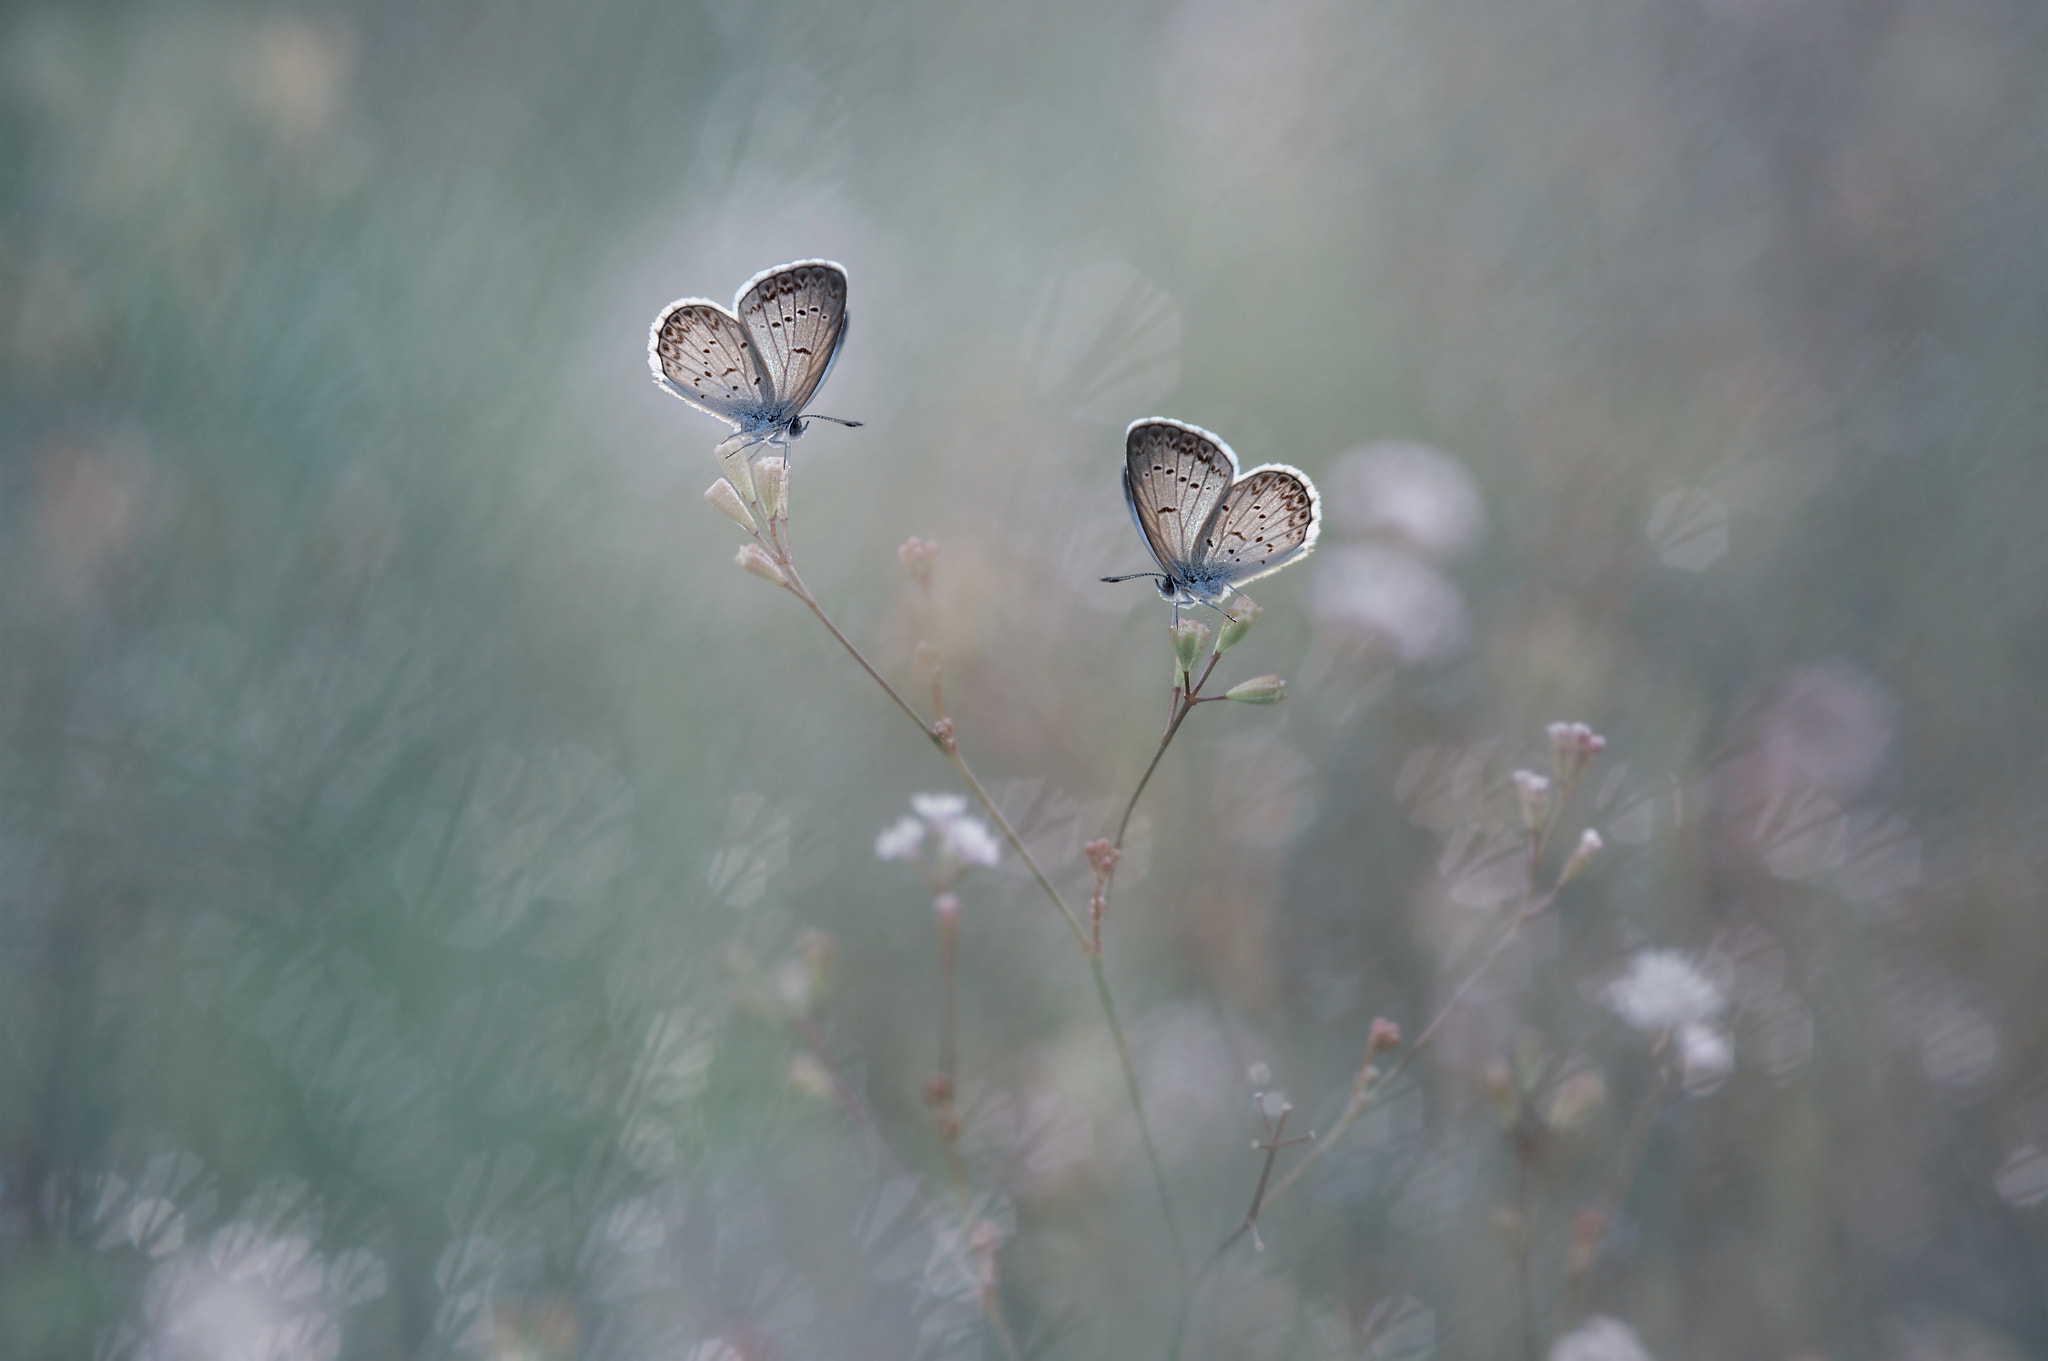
top-left (1172, 618), bottom-right (1213, 679)
top-left (1225, 674), bottom-right (1287, 705)
top-left (716, 435), bottom-right (759, 506)
top-left (736, 543), bottom-right (787, 586)
top-left (754, 456), bottom-right (789, 522)
top-left (1214, 596), bottom-right (1263, 655)
top-left (705, 477), bottom-right (760, 532)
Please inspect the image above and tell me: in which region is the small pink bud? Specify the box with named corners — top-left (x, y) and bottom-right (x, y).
top-left (1558, 828), bottom-right (1604, 887)
top-left (1084, 838), bottom-right (1121, 878)
top-left (897, 536), bottom-right (940, 584)
top-left (1368, 1017), bottom-right (1402, 1058)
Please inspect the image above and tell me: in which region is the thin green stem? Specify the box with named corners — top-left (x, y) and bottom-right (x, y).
top-left (768, 541), bottom-right (1183, 1268)
top-left (1114, 653), bottom-right (1222, 850)
top-left (780, 565), bottom-right (939, 742)
top-left (1215, 890), bottom-right (1552, 1255)
top-left (942, 746), bottom-right (1091, 950)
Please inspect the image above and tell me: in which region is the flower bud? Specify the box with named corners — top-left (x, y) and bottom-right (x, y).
top-left (1214, 597), bottom-right (1263, 655)
top-left (736, 543), bottom-right (787, 587)
top-left (716, 436), bottom-right (759, 506)
top-left (754, 456), bottom-right (789, 521)
top-left (1225, 674), bottom-right (1287, 705)
top-left (1367, 1016), bottom-right (1402, 1059)
top-left (1546, 721), bottom-right (1607, 785)
top-left (1511, 769), bottom-right (1552, 835)
top-left (1172, 619), bottom-right (1213, 679)
top-left (898, 536), bottom-right (939, 584)
top-left (1545, 1068), bottom-right (1607, 1131)
top-left (704, 477), bottom-right (760, 533)
top-left (1084, 838), bottom-right (1120, 879)
top-left (1557, 828), bottom-right (1603, 887)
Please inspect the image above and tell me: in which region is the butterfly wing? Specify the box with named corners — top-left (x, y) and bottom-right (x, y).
top-left (735, 260), bottom-right (850, 417)
top-left (648, 299), bottom-right (775, 426)
top-left (1191, 463), bottom-right (1322, 590)
top-left (1123, 419), bottom-right (1241, 579)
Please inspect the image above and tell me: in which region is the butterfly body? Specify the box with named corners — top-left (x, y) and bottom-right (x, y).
top-left (1116, 418), bottom-right (1321, 609)
top-left (648, 259), bottom-right (859, 448)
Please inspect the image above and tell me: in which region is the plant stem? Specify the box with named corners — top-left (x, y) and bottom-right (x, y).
top-left (780, 564), bottom-right (938, 742)
top-left (1114, 653), bottom-right (1222, 851)
top-left (767, 543), bottom-right (1184, 1268)
top-left (1215, 891), bottom-right (1551, 1255)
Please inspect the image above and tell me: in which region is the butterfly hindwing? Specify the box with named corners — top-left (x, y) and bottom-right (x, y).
top-left (736, 260), bottom-right (850, 419)
top-left (1124, 419), bottom-right (1240, 578)
top-left (649, 301), bottom-right (772, 423)
top-left (1196, 465), bottom-right (1321, 588)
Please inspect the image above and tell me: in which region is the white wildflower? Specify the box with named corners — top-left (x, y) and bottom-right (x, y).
top-left (874, 816), bottom-right (925, 863)
top-left (1678, 1021), bottom-right (1734, 1094)
top-left (910, 792), bottom-right (970, 822)
top-left (1549, 1315), bottom-right (1654, 1361)
top-left (941, 816), bottom-right (1001, 869)
top-left (1603, 949), bottom-right (1725, 1035)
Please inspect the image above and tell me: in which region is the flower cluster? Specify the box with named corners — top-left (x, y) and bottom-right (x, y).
top-left (875, 792), bottom-right (1001, 888)
top-left (1602, 948), bottom-right (1734, 1093)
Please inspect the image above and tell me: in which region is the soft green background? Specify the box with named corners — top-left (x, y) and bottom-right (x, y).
top-left (4, 0), bottom-right (2048, 1357)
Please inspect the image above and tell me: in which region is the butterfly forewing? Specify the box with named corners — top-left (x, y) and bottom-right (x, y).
top-left (737, 261), bottom-right (850, 417)
top-left (650, 302), bottom-right (771, 422)
top-left (1124, 420), bottom-right (1240, 578)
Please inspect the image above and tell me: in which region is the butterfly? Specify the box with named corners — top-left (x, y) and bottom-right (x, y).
top-left (647, 259), bottom-right (862, 450)
top-left (1104, 418), bottom-right (1321, 613)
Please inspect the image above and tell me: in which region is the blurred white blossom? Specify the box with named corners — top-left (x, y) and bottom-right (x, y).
top-left (1550, 1315), bottom-right (1655, 1361)
top-left (911, 792), bottom-right (969, 821)
top-left (874, 815), bottom-right (925, 862)
top-left (876, 793), bottom-right (1000, 881)
top-left (1678, 1020), bottom-right (1734, 1094)
top-left (941, 815), bottom-right (1001, 868)
top-left (1603, 950), bottom-right (1725, 1034)
top-left (1328, 441), bottom-right (1485, 561)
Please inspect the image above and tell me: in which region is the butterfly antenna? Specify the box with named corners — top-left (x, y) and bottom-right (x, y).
top-left (1100, 572), bottom-right (1167, 585)
top-left (806, 414), bottom-right (864, 428)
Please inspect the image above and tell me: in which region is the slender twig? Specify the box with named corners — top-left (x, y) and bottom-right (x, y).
top-left (754, 515), bottom-right (1183, 1266)
top-left (1114, 653), bottom-right (1223, 850)
top-left (1215, 886), bottom-right (1559, 1258)
top-left (780, 564), bottom-right (939, 744)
